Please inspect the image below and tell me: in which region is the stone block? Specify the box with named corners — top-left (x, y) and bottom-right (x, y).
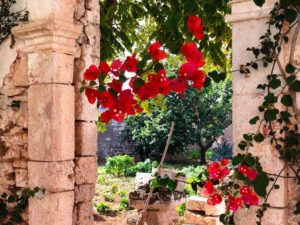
top-left (186, 196), bottom-right (225, 216)
top-left (184, 211), bottom-right (222, 225)
top-left (12, 52), bottom-right (28, 87)
top-left (0, 162), bottom-right (15, 187)
top-left (74, 157), bottom-right (97, 185)
top-left (28, 161), bottom-right (74, 192)
top-left (27, 0), bottom-right (76, 22)
top-left (75, 122), bottom-right (97, 156)
top-left (75, 184), bottom-right (95, 203)
top-left (29, 191), bottom-right (74, 225)
top-left (28, 84), bottom-right (74, 161)
top-left (74, 83), bottom-right (98, 121)
top-left (13, 159), bottom-right (28, 168)
top-left (234, 206), bottom-right (288, 225)
top-left (76, 202), bottom-right (94, 225)
top-left (14, 102), bottom-right (28, 128)
top-left (15, 168), bottom-right (28, 188)
top-left (27, 52), bottom-right (74, 84)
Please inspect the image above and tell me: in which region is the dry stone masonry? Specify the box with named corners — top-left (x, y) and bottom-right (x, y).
top-left (0, 0), bottom-right (99, 225)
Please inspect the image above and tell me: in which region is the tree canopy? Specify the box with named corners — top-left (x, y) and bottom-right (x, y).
top-left (121, 79), bottom-right (232, 163)
top-left (100, 0), bottom-right (231, 72)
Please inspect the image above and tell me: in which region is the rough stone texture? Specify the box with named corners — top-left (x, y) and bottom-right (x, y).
top-left (27, 52), bottom-right (74, 84)
top-left (76, 202), bottom-right (94, 225)
top-left (74, 156), bottom-right (97, 185)
top-left (75, 122), bottom-right (98, 156)
top-left (186, 196), bottom-right (225, 216)
top-left (28, 161), bottom-right (75, 192)
top-left (97, 121), bottom-right (134, 159)
top-left (29, 191), bottom-right (74, 225)
top-left (28, 84), bottom-right (75, 161)
top-left (75, 184), bottom-right (95, 203)
top-left (184, 211), bottom-right (222, 225)
top-left (0, 162), bottom-right (15, 190)
top-left (15, 168), bottom-right (28, 188)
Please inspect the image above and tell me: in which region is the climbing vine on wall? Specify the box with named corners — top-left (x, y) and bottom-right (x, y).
top-left (0, 0), bottom-right (28, 45)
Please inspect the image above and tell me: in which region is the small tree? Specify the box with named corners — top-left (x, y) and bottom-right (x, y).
top-left (122, 79), bottom-right (232, 164)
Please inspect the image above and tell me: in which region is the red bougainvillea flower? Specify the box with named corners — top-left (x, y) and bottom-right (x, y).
top-left (187, 16), bottom-right (204, 40)
top-left (100, 110), bottom-right (112, 123)
top-left (179, 63), bottom-right (198, 80)
top-left (120, 54), bottom-right (138, 72)
top-left (99, 62), bottom-right (110, 75)
top-left (186, 50), bottom-right (205, 68)
top-left (170, 78), bottom-right (188, 93)
top-left (208, 161), bottom-right (230, 180)
top-left (149, 41), bottom-right (167, 61)
top-left (180, 42), bottom-right (198, 56)
top-left (109, 79), bottom-right (123, 93)
top-left (111, 59), bottom-right (122, 71)
top-left (226, 195), bottom-right (243, 211)
top-left (204, 180), bottom-right (214, 195)
top-left (191, 70), bottom-right (206, 90)
top-left (98, 91), bottom-right (115, 108)
top-left (240, 186), bottom-right (259, 206)
top-left (238, 165), bottom-right (258, 181)
top-left (84, 65), bottom-right (100, 80)
top-left (221, 158), bottom-right (230, 166)
top-left (85, 88), bottom-right (100, 104)
top-left (207, 193), bottom-right (222, 206)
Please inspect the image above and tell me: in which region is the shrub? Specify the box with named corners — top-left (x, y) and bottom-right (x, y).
top-left (124, 159), bottom-right (158, 177)
top-left (211, 141), bottom-right (233, 162)
top-left (181, 165), bottom-right (206, 178)
top-left (119, 197), bottom-right (129, 211)
top-left (117, 190), bottom-right (127, 198)
top-left (94, 202), bottom-right (110, 214)
top-left (105, 155), bottom-right (135, 177)
top-left (108, 184), bottom-right (118, 194)
top-left (176, 203), bottom-right (186, 216)
top-left (103, 192), bottom-right (115, 202)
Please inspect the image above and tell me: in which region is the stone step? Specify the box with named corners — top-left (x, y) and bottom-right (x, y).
top-left (184, 211), bottom-right (223, 225)
top-left (186, 196), bottom-right (225, 216)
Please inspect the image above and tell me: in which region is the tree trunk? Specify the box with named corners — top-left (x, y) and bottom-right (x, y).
top-left (198, 139), bottom-right (214, 165)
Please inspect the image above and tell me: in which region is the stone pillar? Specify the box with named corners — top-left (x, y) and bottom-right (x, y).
top-left (73, 1), bottom-right (100, 224)
top-left (12, 1), bottom-right (81, 225)
top-left (226, 0), bottom-right (299, 224)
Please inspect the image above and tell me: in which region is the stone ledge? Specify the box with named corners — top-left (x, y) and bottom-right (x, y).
top-left (12, 18), bottom-right (81, 54)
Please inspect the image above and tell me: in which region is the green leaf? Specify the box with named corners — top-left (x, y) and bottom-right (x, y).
top-left (281, 95), bottom-right (293, 106)
top-left (79, 86), bottom-right (85, 93)
top-left (264, 93), bottom-right (277, 104)
top-left (253, 0), bottom-right (265, 7)
top-left (290, 80), bottom-right (300, 92)
top-left (285, 63), bottom-right (295, 74)
top-left (133, 78), bottom-right (145, 88)
top-left (284, 8), bottom-right (298, 24)
top-left (254, 133), bottom-right (264, 143)
top-left (238, 141), bottom-right (248, 150)
top-left (252, 172), bottom-right (269, 197)
top-left (269, 77), bottom-right (281, 89)
top-left (286, 75), bottom-right (296, 84)
top-left (154, 63), bottom-right (164, 73)
top-left (243, 134), bottom-right (253, 141)
top-left (264, 109), bottom-right (278, 121)
top-left (249, 116), bottom-right (260, 124)
top-left (89, 80), bottom-right (97, 86)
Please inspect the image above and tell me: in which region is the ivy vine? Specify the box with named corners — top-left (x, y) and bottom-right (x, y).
top-left (0, 0), bottom-right (28, 45)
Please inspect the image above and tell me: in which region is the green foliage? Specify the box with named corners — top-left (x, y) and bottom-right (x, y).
top-left (0, 187), bottom-right (40, 225)
top-left (124, 159), bottom-right (157, 177)
top-left (181, 165), bottom-right (207, 178)
top-left (100, 0), bottom-right (231, 72)
top-left (94, 202), bottom-right (111, 214)
top-left (210, 141), bottom-right (233, 161)
top-left (105, 155), bottom-right (135, 177)
top-left (176, 203), bottom-right (186, 216)
top-left (119, 197), bottom-right (130, 211)
top-left (0, 0), bottom-right (28, 44)
top-left (103, 192), bottom-right (115, 202)
top-left (150, 175), bottom-right (179, 192)
top-left (122, 80), bottom-right (232, 160)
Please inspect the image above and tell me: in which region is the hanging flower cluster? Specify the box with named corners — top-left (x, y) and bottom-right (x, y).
top-left (81, 15), bottom-right (206, 124)
top-left (202, 158), bottom-right (260, 212)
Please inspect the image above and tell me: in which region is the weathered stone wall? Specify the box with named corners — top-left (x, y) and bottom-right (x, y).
top-left (97, 121), bottom-right (133, 159)
top-left (227, 0), bottom-right (299, 224)
top-left (0, 1), bottom-right (99, 225)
